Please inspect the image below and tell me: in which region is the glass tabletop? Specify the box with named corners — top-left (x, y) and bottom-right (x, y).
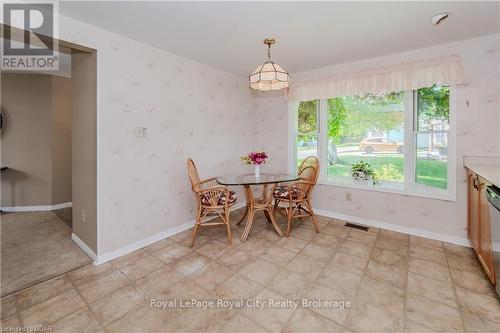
top-left (217, 173), bottom-right (300, 186)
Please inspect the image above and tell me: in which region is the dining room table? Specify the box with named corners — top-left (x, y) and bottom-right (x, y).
top-left (217, 173), bottom-right (300, 242)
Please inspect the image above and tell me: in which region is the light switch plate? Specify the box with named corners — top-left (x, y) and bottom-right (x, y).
top-left (135, 127), bottom-right (147, 137)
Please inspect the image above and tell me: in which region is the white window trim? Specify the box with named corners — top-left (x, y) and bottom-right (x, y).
top-left (288, 87), bottom-right (457, 202)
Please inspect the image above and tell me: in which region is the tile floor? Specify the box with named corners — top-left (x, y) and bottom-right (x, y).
top-left (2, 209), bottom-right (500, 332)
top-left (1, 211), bottom-right (90, 297)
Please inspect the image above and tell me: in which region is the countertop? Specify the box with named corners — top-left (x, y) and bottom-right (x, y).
top-left (464, 156), bottom-right (500, 188)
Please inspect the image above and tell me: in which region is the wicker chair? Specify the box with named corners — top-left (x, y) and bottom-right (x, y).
top-left (272, 156), bottom-right (320, 237)
top-left (187, 159), bottom-right (236, 246)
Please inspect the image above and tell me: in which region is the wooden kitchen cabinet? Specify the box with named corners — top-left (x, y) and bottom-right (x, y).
top-left (467, 170), bottom-right (495, 284)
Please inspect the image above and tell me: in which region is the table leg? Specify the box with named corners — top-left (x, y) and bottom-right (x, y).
top-left (240, 184), bottom-right (283, 242)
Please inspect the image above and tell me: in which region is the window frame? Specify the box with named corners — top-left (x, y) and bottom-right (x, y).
top-left (288, 87), bottom-right (456, 202)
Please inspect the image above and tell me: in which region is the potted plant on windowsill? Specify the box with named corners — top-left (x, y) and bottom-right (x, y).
top-left (351, 160), bottom-right (379, 185)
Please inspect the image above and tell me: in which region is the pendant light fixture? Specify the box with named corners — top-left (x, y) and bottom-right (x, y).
top-left (249, 38), bottom-right (291, 91)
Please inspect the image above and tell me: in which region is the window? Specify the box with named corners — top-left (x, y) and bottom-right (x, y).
top-left (290, 85), bottom-right (454, 200)
top-left (327, 92), bottom-right (405, 183)
top-left (296, 100), bottom-right (318, 168)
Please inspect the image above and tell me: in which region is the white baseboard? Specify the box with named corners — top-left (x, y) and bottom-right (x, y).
top-left (93, 202), bottom-right (246, 265)
top-left (2, 202), bottom-right (72, 212)
top-left (314, 207), bottom-right (472, 248)
top-left (71, 233), bottom-right (97, 262)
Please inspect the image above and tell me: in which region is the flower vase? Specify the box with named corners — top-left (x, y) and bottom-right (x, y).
top-left (254, 164), bottom-right (261, 178)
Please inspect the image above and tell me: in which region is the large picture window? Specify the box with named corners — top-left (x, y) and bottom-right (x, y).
top-left (290, 85), bottom-right (454, 200)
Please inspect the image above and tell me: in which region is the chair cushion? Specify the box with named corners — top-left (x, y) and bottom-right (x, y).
top-left (273, 185), bottom-right (305, 200)
top-left (200, 191), bottom-right (237, 206)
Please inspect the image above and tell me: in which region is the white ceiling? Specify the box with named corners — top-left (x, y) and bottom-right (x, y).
top-left (59, 1), bottom-right (500, 77)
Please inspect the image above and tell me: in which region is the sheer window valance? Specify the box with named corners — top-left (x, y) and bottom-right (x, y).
top-left (288, 55), bottom-right (464, 101)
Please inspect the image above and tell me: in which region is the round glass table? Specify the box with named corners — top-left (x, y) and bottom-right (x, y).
top-left (217, 173), bottom-right (299, 241)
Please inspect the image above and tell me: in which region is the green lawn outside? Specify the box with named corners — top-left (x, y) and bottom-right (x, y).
top-left (327, 154), bottom-right (447, 189)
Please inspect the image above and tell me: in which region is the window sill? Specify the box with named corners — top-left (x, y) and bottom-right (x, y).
top-left (317, 177), bottom-right (456, 202)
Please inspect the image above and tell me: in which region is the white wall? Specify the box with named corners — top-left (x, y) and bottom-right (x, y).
top-left (260, 33), bottom-right (500, 242)
top-left (58, 16), bottom-right (257, 255)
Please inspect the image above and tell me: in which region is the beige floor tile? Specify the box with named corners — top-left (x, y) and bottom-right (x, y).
top-left (153, 243), bottom-right (192, 264)
top-left (451, 267), bottom-right (497, 297)
top-left (410, 235), bottom-right (443, 251)
top-left (177, 303), bottom-right (236, 333)
top-left (143, 237), bottom-right (177, 254)
top-left (408, 257), bottom-right (451, 283)
top-left (0, 313), bottom-right (22, 332)
top-left (66, 262), bottom-right (116, 287)
top-left (405, 294), bottom-right (463, 332)
top-left (113, 251), bottom-right (165, 281)
top-left (346, 230), bottom-right (377, 246)
top-left (21, 289), bottom-right (86, 327)
top-left (379, 230), bottom-right (409, 242)
top-left (370, 247), bottom-right (408, 270)
top-left (88, 285), bottom-right (147, 326)
top-left (290, 223), bottom-right (318, 241)
top-left (310, 232), bottom-right (344, 250)
top-left (339, 240), bottom-right (372, 258)
top-left (74, 269), bottom-right (129, 303)
top-left (300, 242), bottom-right (336, 263)
top-left (0, 314), bottom-right (21, 328)
top-left (285, 254), bottom-right (327, 282)
top-left (111, 249), bottom-right (147, 267)
top-left (188, 262), bottom-right (235, 292)
top-left (455, 287), bottom-right (500, 324)
top-left (52, 307), bottom-right (103, 333)
top-left (259, 245), bottom-right (297, 267)
top-left (135, 265), bottom-right (185, 297)
top-left (305, 283), bottom-right (352, 325)
top-left (171, 252), bottom-right (211, 276)
top-left (105, 303), bottom-right (180, 333)
top-left (317, 266), bottom-right (362, 298)
top-left (447, 250), bottom-right (484, 274)
top-left (237, 238), bottom-right (273, 256)
top-left (240, 288), bottom-right (296, 332)
top-left (403, 319), bottom-right (439, 333)
top-left (215, 248), bottom-right (257, 271)
top-left (356, 276), bottom-right (405, 317)
top-left (179, 234), bottom-right (212, 248)
top-left (345, 300), bottom-right (403, 333)
top-left (409, 244), bottom-right (447, 265)
top-left (322, 224), bottom-right (350, 239)
top-left (1, 211), bottom-right (90, 297)
top-left (1, 295), bottom-right (17, 319)
top-left (219, 313), bottom-right (269, 333)
top-left (375, 237), bottom-right (408, 252)
top-left (407, 273), bottom-right (457, 308)
top-left (365, 261), bottom-right (406, 288)
top-left (168, 229), bottom-right (193, 243)
top-left (330, 251), bottom-right (368, 275)
top-left (214, 273), bottom-right (263, 299)
top-left (283, 308), bottom-right (348, 333)
top-left (195, 239), bottom-right (232, 259)
top-left (276, 236), bottom-right (308, 253)
top-left (239, 258), bottom-right (282, 285)
top-left (461, 310), bottom-right (500, 332)
top-left (266, 269), bottom-right (311, 299)
top-left (16, 275), bottom-right (74, 311)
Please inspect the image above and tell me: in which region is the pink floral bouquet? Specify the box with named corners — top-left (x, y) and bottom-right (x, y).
top-left (241, 151), bottom-right (268, 165)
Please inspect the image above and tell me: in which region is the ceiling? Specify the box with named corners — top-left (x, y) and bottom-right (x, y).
top-left (59, 1), bottom-right (500, 77)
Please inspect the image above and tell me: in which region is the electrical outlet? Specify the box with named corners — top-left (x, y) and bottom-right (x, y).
top-left (81, 210), bottom-right (85, 224)
top-left (345, 192), bottom-right (352, 201)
